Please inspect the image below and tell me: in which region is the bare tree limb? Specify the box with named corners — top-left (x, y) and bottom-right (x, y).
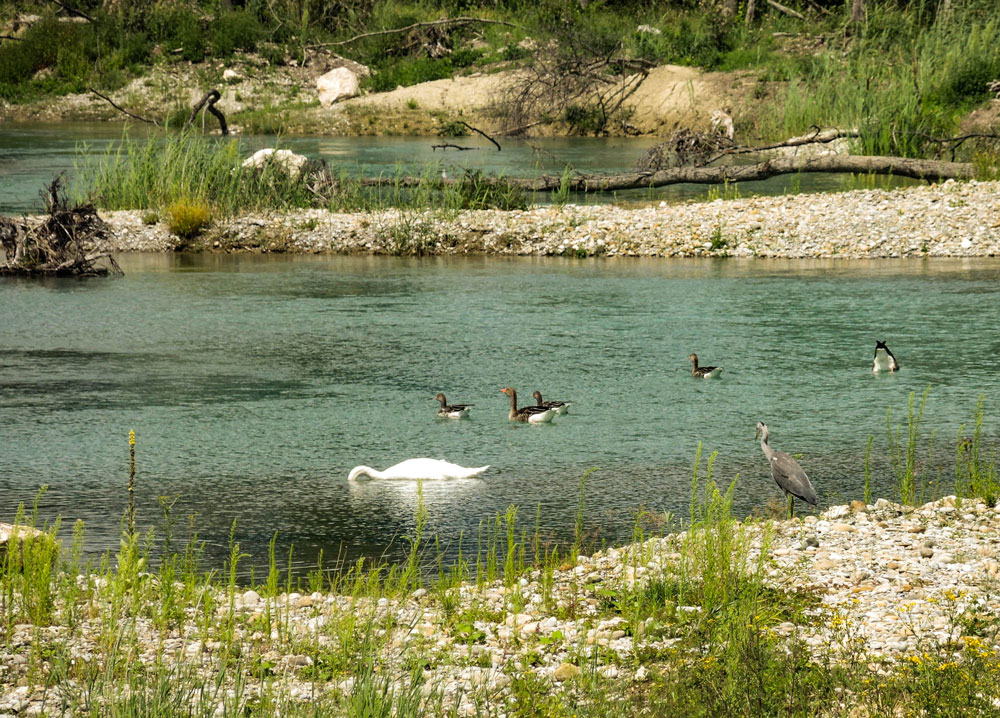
top-left (48, 0), bottom-right (94, 23)
top-left (352, 155), bottom-right (974, 192)
top-left (0, 34), bottom-right (24, 41)
top-left (766, 0), bottom-right (806, 19)
top-left (89, 88), bottom-right (159, 125)
top-left (458, 121), bottom-right (501, 151)
top-left (309, 17), bottom-right (522, 49)
top-left (432, 143), bottom-right (476, 151)
top-left (185, 90), bottom-right (229, 135)
top-left (703, 127), bottom-right (860, 165)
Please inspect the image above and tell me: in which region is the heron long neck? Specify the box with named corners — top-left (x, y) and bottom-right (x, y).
top-left (759, 431), bottom-right (775, 461)
top-left (691, 356), bottom-right (699, 371)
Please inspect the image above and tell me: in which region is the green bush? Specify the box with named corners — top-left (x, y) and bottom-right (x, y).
top-left (209, 12), bottom-right (265, 58)
top-left (167, 198), bottom-right (212, 240)
top-left (365, 57), bottom-right (455, 93)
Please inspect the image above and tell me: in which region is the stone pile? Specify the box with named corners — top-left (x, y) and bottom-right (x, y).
top-left (91, 180), bottom-right (1000, 258)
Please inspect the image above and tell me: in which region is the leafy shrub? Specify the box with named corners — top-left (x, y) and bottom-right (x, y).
top-left (167, 198), bottom-right (212, 240)
top-left (209, 12), bottom-right (265, 58)
top-left (365, 57), bottom-right (455, 93)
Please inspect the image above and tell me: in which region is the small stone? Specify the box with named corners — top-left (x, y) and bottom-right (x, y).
top-left (850, 500), bottom-right (867, 513)
top-left (554, 663), bottom-right (581, 681)
top-left (814, 558), bottom-right (837, 570)
top-left (919, 546), bottom-right (934, 558)
top-left (830, 523), bottom-right (855, 533)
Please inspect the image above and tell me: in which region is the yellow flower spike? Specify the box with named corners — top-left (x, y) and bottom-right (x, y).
top-left (129, 429), bottom-right (136, 447)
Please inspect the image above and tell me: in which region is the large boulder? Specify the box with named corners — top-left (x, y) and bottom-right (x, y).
top-left (241, 149), bottom-right (309, 178)
top-left (316, 67), bottom-right (361, 106)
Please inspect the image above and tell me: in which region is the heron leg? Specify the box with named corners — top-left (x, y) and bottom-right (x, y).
top-left (786, 492), bottom-right (794, 520)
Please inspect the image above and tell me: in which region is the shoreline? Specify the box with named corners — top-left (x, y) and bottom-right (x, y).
top-left (91, 180), bottom-right (1000, 259)
top-left (2, 495), bottom-right (998, 714)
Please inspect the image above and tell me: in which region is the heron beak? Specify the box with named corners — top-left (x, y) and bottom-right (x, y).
top-left (754, 428), bottom-right (760, 441)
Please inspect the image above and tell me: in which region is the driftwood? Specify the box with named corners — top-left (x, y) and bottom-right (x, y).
top-left (458, 121), bottom-right (501, 151)
top-left (310, 17), bottom-right (521, 49)
top-left (766, 0), bottom-right (806, 19)
top-left (185, 90), bottom-right (229, 135)
top-left (432, 143), bottom-right (476, 151)
top-left (351, 155), bottom-right (975, 193)
top-left (0, 178), bottom-right (122, 277)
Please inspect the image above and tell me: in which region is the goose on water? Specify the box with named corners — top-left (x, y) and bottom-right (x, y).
top-left (501, 387), bottom-right (557, 423)
top-left (689, 353), bottom-right (722, 378)
top-left (531, 390), bottom-right (570, 415)
top-left (871, 340), bottom-right (900, 373)
top-left (434, 392), bottom-right (473, 418)
top-left (755, 421), bottom-right (817, 518)
top-left (348, 458), bottom-right (489, 481)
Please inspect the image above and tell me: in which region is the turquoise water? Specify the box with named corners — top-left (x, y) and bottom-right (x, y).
top-left (0, 123), bottom-right (912, 213)
top-left (2, 255), bottom-right (998, 572)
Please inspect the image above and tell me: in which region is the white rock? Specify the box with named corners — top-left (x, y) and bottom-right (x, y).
top-left (316, 67), bottom-right (360, 106)
top-left (241, 149), bottom-right (308, 178)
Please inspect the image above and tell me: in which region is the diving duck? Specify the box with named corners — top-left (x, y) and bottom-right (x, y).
top-left (349, 458), bottom-right (489, 481)
top-left (871, 340), bottom-right (900, 373)
top-left (531, 390), bottom-right (570, 414)
top-left (689, 353), bottom-right (722, 378)
top-left (434, 392), bottom-right (473, 418)
top-left (501, 387), bottom-right (557, 423)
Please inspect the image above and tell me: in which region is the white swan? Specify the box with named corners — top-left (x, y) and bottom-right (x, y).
top-left (348, 458), bottom-right (489, 481)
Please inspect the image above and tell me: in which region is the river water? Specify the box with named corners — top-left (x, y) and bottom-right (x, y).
top-left (1, 254), bottom-right (998, 573)
top-left (0, 123), bottom-right (915, 213)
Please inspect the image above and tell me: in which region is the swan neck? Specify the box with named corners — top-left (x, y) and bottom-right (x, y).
top-left (349, 465), bottom-right (381, 481)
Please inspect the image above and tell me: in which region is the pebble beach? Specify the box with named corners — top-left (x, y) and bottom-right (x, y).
top-left (2, 496), bottom-right (999, 715)
top-left (95, 180), bottom-right (1000, 258)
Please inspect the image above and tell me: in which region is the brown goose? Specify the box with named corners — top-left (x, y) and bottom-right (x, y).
top-left (689, 353), bottom-right (722, 379)
top-left (434, 392), bottom-right (473, 418)
top-left (501, 387), bottom-right (557, 423)
top-left (531, 390), bottom-right (570, 414)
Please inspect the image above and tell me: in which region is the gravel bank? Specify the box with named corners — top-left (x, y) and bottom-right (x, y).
top-left (94, 180), bottom-right (1000, 258)
top-left (2, 496), bottom-right (998, 715)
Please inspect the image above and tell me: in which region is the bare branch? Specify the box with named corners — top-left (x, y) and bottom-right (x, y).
top-left (309, 17), bottom-right (522, 49)
top-left (458, 121), bottom-right (501, 151)
top-left (89, 88), bottom-right (159, 125)
top-left (352, 155), bottom-right (974, 192)
top-left (766, 0), bottom-right (806, 19)
top-left (185, 90), bottom-right (229, 135)
top-left (48, 0), bottom-right (94, 23)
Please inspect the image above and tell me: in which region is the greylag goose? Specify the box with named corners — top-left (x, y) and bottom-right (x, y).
top-left (434, 392), bottom-right (473, 418)
top-left (531, 390), bottom-right (570, 414)
top-left (348, 458), bottom-right (489, 481)
top-left (755, 421), bottom-right (817, 518)
top-left (689, 353), bottom-right (722, 378)
top-left (501, 387), bottom-right (557, 423)
top-left (871, 340), bottom-right (900, 373)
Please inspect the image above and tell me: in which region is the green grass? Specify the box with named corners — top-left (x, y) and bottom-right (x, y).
top-left (75, 132), bottom-right (528, 217)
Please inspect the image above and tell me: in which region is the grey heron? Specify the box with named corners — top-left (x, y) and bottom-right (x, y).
top-left (872, 340), bottom-right (900, 373)
top-left (755, 421), bottom-right (817, 518)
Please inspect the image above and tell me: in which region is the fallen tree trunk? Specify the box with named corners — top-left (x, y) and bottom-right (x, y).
top-left (355, 155), bottom-right (976, 193)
